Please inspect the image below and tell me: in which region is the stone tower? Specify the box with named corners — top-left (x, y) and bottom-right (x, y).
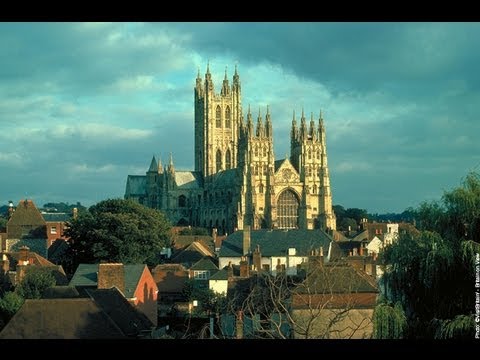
top-left (194, 63), bottom-right (242, 179)
top-left (237, 106), bottom-right (275, 229)
top-left (290, 110), bottom-right (336, 230)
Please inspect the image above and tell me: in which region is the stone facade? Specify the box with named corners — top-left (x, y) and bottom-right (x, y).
top-left (125, 65), bottom-right (336, 234)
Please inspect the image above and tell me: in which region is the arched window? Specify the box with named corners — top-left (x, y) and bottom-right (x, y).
top-left (216, 106), bottom-right (221, 128)
top-left (254, 146), bottom-right (259, 157)
top-left (225, 149), bottom-right (231, 169)
top-left (313, 184), bottom-right (317, 194)
top-left (259, 184), bottom-right (264, 193)
top-left (308, 149), bottom-right (312, 160)
top-left (216, 149), bottom-right (222, 172)
top-left (317, 149), bottom-right (321, 159)
top-left (263, 165), bottom-right (268, 176)
top-left (277, 189), bottom-right (299, 229)
top-left (225, 106), bottom-right (231, 128)
top-left (178, 195), bottom-right (186, 207)
top-left (263, 147), bottom-right (267, 157)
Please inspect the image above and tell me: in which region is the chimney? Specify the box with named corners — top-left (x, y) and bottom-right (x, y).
top-left (212, 228), bottom-right (217, 243)
top-left (236, 310), bottom-right (244, 339)
top-left (98, 263), bottom-right (125, 294)
top-left (239, 256), bottom-right (249, 278)
top-left (308, 247), bottom-right (324, 269)
top-left (243, 225), bottom-right (251, 256)
top-left (8, 200), bottom-right (15, 219)
top-left (276, 258), bottom-right (283, 274)
top-left (0, 253), bottom-right (10, 283)
top-left (227, 262), bottom-right (233, 279)
top-left (18, 246), bottom-right (30, 265)
top-left (359, 246), bottom-right (364, 256)
top-left (253, 244), bottom-right (262, 272)
top-left (72, 207), bottom-right (78, 220)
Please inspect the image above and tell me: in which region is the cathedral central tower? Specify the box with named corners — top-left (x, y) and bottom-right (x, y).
top-left (194, 63), bottom-right (242, 179)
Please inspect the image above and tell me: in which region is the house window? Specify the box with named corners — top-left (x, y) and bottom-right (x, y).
top-left (50, 226), bottom-right (57, 235)
top-left (194, 270), bottom-right (209, 280)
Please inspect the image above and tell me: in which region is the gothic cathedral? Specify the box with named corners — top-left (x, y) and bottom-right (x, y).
top-left (125, 65), bottom-right (336, 234)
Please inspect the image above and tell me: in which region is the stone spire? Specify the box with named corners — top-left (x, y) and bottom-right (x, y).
top-left (221, 66), bottom-right (230, 96)
top-left (205, 61), bottom-right (213, 92)
top-left (157, 155), bottom-right (163, 174)
top-left (291, 110), bottom-right (298, 140)
top-left (300, 108), bottom-right (308, 140)
top-left (233, 63), bottom-right (241, 91)
top-left (167, 152), bottom-right (175, 173)
top-left (246, 105), bottom-right (253, 136)
top-left (265, 105), bottom-right (272, 138)
top-left (309, 112), bottom-right (316, 141)
top-left (256, 108), bottom-right (264, 137)
top-left (148, 155), bottom-right (157, 173)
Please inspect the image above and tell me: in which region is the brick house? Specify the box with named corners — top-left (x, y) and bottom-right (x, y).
top-left (69, 263), bottom-right (158, 326)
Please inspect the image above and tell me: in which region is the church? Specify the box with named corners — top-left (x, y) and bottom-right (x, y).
top-left (124, 65), bottom-right (336, 234)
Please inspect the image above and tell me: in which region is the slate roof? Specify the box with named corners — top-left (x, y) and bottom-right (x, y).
top-left (69, 264), bottom-right (147, 298)
top-left (219, 229), bottom-right (337, 258)
top-left (0, 287), bottom-right (153, 339)
top-left (148, 156), bottom-right (158, 172)
top-left (42, 213), bottom-right (71, 222)
top-left (209, 268), bottom-right (228, 281)
top-left (190, 257), bottom-right (219, 271)
top-left (125, 175), bottom-right (146, 196)
top-left (173, 235), bottom-right (215, 252)
top-left (274, 159), bottom-right (285, 171)
top-left (175, 171), bottom-right (203, 189)
top-left (296, 262), bottom-right (379, 294)
top-left (210, 168), bottom-right (239, 187)
top-left (7, 200), bottom-right (46, 227)
top-left (170, 241), bottom-right (215, 266)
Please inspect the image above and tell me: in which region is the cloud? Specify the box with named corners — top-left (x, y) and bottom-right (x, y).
top-left (1, 22), bottom-right (479, 214)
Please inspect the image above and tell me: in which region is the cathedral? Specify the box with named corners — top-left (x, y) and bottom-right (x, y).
top-left (124, 65), bottom-right (336, 234)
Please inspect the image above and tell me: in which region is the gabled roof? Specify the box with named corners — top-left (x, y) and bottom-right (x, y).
top-left (219, 229), bottom-right (335, 258)
top-left (0, 298), bottom-right (126, 339)
top-left (297, 262), bottom-right (379, 294)
top-left (47, 239), bottom-right (69, 263)
top-left (175, 171), bottom-right (203, 189)
top-left (86, 288), bottom-right (153, 334)
top-left (7, 199), bottom-right (46, 227)
top-left (170, 241), bottom-right (215, 266)
top-left (173, 235), bottom-right (214, 252)
top-left (42, 213), bottom-right (71, 222)
top-left (209, 268), bottom-right (228, 281)
top-left (69, 264), bottom-right (148, 298)
top-left (125, 175), bottom-right (146, 196)
top-left (0, 287), bottom-right (153, 339)
top-left (190, 257), bottom-right (219, 271)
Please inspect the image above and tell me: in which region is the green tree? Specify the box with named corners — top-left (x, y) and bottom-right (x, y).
top-left (373, 302), bottom-right (407, 339)
top-left (183, 279), bottom-right (226, 316)
top-left (65, 199), bottom-right (172, 269)
top-left (0, 291), bottom-right (24, 327)
top-left (380, 171), bottom-right (480, 339)
top-left (16, 267), bottom-right (56, 299)
top-left (339, 217), bottom-right (357, 232)
top-left (0, 215), bottom-right (7, 231)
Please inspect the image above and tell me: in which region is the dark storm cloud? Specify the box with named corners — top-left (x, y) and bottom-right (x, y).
top-left (1, 22), bottom-right (479, 213)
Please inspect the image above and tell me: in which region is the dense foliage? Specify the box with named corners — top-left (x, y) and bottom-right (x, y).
top-left (376, 172), bottom-right (479, 339)
top-left (65, 199), bottom-right (172, 269)
top-left (16, 267), bottom-right (56, 299)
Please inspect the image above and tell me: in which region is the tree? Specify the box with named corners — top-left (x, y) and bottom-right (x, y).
top-left (373, 302), bottom-right (406, 339)
top-left (15, 267), bottom-right (56, 299)
top-left (65, 199), bottom-right (172, 269)
top-left (0, 291), bottom-right (24, 328)
top-left (0, 215), bottom-right (7, 231)
top-left (379, 171), bottom-right (480, 338)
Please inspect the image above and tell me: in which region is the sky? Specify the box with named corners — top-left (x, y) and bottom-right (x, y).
top-left (0, 22), bottom-right (479, 214)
